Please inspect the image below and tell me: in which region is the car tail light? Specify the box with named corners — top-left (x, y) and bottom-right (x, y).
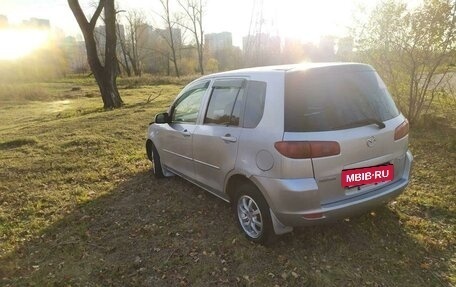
top-left (274, 141), bottom-right (340, 159)
top-left (394, 119), bottom-right (409, 140)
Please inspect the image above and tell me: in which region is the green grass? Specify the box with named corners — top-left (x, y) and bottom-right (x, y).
top-left (0, 77), bottom-right (454, 286)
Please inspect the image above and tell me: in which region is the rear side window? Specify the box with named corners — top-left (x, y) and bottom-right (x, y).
top-left (244, 81), bottom-right (267, 128)
top-left (284, 66), bottom-right (399, 132)
top-left (205, 79), bottom-right (245, 126)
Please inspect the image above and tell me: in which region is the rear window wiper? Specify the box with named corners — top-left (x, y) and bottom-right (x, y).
top-left (332, 118), bottom-right (386, 130)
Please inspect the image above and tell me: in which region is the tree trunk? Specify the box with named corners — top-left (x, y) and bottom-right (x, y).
top-left (68, 0), bottom-right (123, 109)
top-left (101, 0), bottom-right (122, 108)
top-left (198, 0), bottom-right (204, 75)
top-left (129, 30), bottom-right (140, 76)
top-left (117, 23), bottom-right (132, 77)
top-left (168, 25), bottom-right (180, 77)
top-left (166, 52), bottom-right (170, 76)
top-left (159, 0), bottom-right (181, 77)
top-left (166, 1), bottom-right (180, 77)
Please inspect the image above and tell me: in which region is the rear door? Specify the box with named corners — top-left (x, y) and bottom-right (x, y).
top-left (192, 78), bottom-right (246, 194)
top-left (284, 65), bottom-right (409, 204)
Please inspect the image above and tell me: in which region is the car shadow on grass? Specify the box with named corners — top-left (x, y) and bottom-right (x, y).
top-left (0, 171), bottom-right (451, 286)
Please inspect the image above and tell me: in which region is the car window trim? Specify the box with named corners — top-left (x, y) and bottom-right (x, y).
top-left (202, 78), bottom-right (247, 127)
top-left (170, 80), bottom-right (210, 124)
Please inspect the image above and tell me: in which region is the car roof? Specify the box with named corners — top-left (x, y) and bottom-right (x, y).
top-left (196, 62), bottom-right (373, 81)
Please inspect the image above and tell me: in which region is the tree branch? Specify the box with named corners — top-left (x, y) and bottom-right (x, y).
top-left (68, 0), bottom-right (90, 32)
top-left (90, 0), bottom-right (106, 29)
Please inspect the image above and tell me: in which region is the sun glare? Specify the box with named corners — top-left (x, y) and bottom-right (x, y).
top-left (0, 28), bottom-right (50, 60)
top-left (276, 1), bottom-right (350, 44)
top-left (230, 0), bottom-right (354, 45)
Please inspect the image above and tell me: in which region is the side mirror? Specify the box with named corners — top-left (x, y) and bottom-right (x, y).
top-left (154, 112), bottom-right (169, 124)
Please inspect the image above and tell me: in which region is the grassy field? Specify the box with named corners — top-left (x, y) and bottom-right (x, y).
top-left (0, 77), bottom-right (455, 286)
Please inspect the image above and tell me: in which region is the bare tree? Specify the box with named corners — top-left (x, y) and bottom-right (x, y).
top-left (124, 10), bottom-right (148, 77)
top-left (177, 0), bottom-right (204, 75)
top-left (68, 0), bottom-right (123, 109)
top-left (117, 22), bottom-right (132, 76)
top-left (157, 0), bottom-right (181, 77)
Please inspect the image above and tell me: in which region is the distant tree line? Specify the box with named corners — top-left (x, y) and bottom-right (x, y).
top-left (2, 0), bottom-right (454, 117)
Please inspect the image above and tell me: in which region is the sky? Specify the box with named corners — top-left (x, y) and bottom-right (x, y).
top-left (1, 0), bottom-right (419, 47)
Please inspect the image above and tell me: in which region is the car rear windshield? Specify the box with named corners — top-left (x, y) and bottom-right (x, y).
top-left (284, 66), bottom-right (400, 132)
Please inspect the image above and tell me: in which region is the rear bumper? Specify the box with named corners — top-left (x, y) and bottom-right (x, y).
top-left (253, 150), bottom-right (413, 227)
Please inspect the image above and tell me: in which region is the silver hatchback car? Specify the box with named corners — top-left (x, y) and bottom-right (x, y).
top-left (146, 63), bottom-right (413, 243)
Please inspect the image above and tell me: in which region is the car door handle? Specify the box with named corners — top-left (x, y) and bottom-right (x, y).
top-left (181, 130), bottom-right (191, 137)
top-left (221, 134), bottom-right (237, 143)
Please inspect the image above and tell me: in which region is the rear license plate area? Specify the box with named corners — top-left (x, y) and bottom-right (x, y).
top-left (341, 164), bottom-right (394, 188)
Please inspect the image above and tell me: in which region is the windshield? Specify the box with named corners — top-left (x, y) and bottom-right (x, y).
top-left (284, 66), bottom-right (399, 132)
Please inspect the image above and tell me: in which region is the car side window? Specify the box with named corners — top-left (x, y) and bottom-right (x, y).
top-left (204, 79), bottom-right (245, 126)
top-left (172, 81), bottom-right (209, 123)
top-left (243, 80), bottom-right (267, 128)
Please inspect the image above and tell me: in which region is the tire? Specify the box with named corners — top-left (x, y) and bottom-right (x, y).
top-left (233, 183), bottom-right (274, 244)
top-left (150, 143), bottom-right (165, 178)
